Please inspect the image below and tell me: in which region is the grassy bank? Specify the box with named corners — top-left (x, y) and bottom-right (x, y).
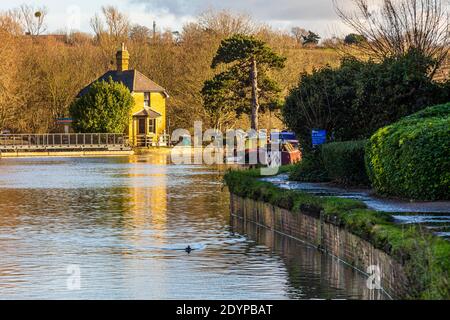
top-left (224, 169), bottom-right (450, 299)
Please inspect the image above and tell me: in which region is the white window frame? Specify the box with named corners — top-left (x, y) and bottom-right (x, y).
top-left (144, 92), bottom-right (150, 108)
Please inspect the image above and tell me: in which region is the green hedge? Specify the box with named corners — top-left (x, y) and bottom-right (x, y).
top-left (289, 141), bottom-right (369, 186)
top-left (289, 150), bottom-right (329, 182)
top-left (321, 140), bottom-right (369, 186)
top-left (366, 103), bottom-right (450, 200)
top-left (225, 169), bottom-right (450, 299)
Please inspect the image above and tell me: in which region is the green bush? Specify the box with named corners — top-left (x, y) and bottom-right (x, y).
top-left (70, 77), bottom-right (134, 133)
top-left (344, 33), bottom-right (366, 45)
top-left (289, 150), bottom-right (329, 182)
top-left (282, 50), bottom-right (450, 149)
top-left (366, 103), bottom-right (450, 200)
top-left (401, 102), bottom-right (450, 121)
top-left (289, 141), bottom-right (369, 186)
top-left (321, 140), bottom-right (370, 186)
top-left (224, 169), bottom-right (450, 299)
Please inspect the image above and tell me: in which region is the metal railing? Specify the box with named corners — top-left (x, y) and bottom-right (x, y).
top-left (0, 133), bottom-right (129, 151)
top-left (135, 134), bottom-right (156, 147)
top-left (135, 134), bottom-right (170, 147)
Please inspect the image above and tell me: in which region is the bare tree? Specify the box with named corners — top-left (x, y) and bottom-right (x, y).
top-left (90, 13), bottom-right (104, 40)
top-left (291, 27), bottom-right (308, 44)
top-left (130, 24), bottom-right (151, 43)
top-left (12, 4), bottom-right (47, 35)
top-left (102, 6), bottom-right (130, 40)
top-left (198, 10), bottom-right (257, 36)
top-left (334, 0), bottom-right (449, 73)
top-left (90, 6), bottom-right (130, 41)
top-left (90, 6), bottom-right (130, 68)
top-left (0, 11), bottom-right (23, 35)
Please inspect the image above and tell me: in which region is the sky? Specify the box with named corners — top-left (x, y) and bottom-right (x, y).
top-left (0, 0), bottom-right (352, 37)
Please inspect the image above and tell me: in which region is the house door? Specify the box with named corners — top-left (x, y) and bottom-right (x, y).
top-left (138, 118), bottom-right (146, 135)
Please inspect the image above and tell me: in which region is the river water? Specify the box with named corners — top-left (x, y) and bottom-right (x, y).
top-left (0, 155), bottom-right (387, 300)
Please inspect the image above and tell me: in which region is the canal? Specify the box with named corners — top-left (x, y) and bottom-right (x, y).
top-left (0, 154), bottom-right (388, 299)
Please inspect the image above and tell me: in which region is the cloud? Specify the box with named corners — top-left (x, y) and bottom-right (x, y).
top-left (130, 0), bottom-right (339, 22)
top-left (127, 0), bottom-right (354, 37)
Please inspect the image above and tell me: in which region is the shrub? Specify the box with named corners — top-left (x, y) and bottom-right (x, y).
top-left (344, 33), bottom-right (366, 45)
top-left (70, 77), bottom-right (134, 133)
top-left (289, 141), bottom-right (369, 186)
top-left (366, 103), bottom-right (450, 200)
top-left (321, 140), bottom-right (370, 186)
top-left (289, 150), bottom-right (329, 182)
top-left (401, 102), bottom-right (450, 121)
top-left (282, 50), bottom-right (450, 149)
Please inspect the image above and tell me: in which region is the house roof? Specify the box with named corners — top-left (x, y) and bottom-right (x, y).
top-left (133, 108), bottom-right (162, 118)
top-left (77, 69), bottom-right (169, 97)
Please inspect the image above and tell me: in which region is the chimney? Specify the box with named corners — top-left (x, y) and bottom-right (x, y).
top-left (116, 43), bottom-right (129, 72)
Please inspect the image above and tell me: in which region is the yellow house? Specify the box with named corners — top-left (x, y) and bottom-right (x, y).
top-left (78, 44), bottom-right (169, 147)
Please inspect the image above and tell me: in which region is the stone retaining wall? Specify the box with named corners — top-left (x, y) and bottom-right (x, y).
top-left (230, 194), bottom-right (411, 299)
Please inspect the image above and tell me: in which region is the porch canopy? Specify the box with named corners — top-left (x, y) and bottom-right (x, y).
top-left (133, 108), bottom-right (162, 118)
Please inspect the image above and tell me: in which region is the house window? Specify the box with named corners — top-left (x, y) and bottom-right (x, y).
top-left (144, 92), bottom-right (150, 107)
top-left (149, 119), bottom-right (156, 134)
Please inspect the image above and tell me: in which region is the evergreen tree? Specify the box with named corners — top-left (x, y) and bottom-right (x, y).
top-left (302, 31), bottom-right (320, 45)
top-left (70, 77), bottom-right (134, 133)
top-left (204, 34), bottom-right (286, 130)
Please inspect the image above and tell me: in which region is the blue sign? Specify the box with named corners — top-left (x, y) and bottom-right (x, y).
top-left (56, 118), bottom-right (73, 124)
top-left (312, 129), bottom-right (327, 147)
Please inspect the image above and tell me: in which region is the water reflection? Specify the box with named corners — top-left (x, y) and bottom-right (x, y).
top-left (0, 155), bottom-right (388, 299)
top-left (231, 217), bottom-right (387, 300)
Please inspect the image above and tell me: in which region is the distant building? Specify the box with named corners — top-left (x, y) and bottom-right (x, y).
top-left (78, 44), bottom-right (169, 147)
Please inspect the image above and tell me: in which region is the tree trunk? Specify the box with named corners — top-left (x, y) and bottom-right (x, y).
top-left (250, 56), bottom-right (260, 131)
